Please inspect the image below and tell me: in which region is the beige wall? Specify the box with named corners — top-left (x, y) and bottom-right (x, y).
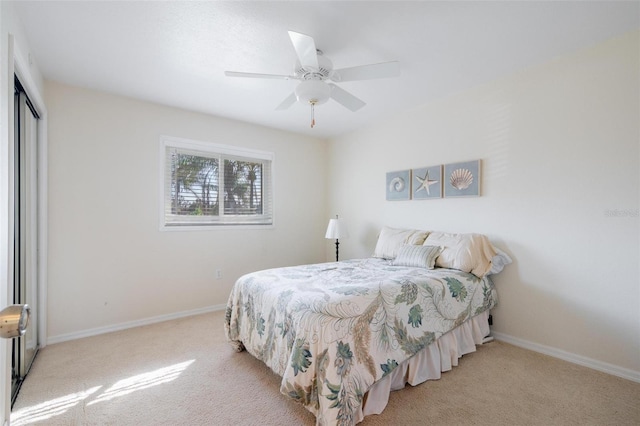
top-left (45, 82), bottom-right (328, 340)
top-left (327, 31), bottom-right (639, 375)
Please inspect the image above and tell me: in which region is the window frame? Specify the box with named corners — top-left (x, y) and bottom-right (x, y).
top-left (159, 135), bottom-right (275, 231)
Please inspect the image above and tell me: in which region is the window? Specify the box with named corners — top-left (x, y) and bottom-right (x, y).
top-left (160, 136), bottom-right (274, 229)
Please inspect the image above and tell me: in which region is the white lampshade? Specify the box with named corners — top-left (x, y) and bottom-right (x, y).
top-left (325, 216), bottom-right (349, 239)
top-left (295, 80), bottom-right (331, 105)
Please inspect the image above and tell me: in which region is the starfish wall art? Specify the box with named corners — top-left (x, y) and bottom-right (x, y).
top-left (412, 165), bottom-right (442, 199)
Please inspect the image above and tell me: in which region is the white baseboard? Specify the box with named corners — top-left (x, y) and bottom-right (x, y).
top-left (491, 331), bottom-right (640, 383)
top-left (47, 304), bottom-right (226, 345)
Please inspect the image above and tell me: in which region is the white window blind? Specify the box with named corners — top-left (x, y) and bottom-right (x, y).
top-left (160, 136), bottom-right (274, 229)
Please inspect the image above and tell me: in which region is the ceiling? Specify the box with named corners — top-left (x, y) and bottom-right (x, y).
top-left (11, 1), bottom-right (639, 139)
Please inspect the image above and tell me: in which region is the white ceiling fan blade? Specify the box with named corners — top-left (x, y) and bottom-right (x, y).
top-left (328, 83), bottom-right (366, 112)
top-left (288, 31), bottom-right (319, 71)
top-left (331, 61), bottom-right (400, 82)
top-left (275, 92), bottom-right (297, 110)
top-left (225, 71), bottom-right (296, 80)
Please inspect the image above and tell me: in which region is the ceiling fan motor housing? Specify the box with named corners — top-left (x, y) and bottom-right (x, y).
top-left (294, 53), bottom-right (333, 80)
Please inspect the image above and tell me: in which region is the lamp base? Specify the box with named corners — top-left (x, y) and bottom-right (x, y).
top-left (334, 239), bottom-right (340, 262)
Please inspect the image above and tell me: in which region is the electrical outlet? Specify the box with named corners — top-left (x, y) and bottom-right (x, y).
top-left (216, 269), bottom-right (222, 280)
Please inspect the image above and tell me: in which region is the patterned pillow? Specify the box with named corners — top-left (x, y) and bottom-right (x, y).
top-left (372, 226), bottom-right (430, 259)
top-left (392, 245), bottom-right (442, 269)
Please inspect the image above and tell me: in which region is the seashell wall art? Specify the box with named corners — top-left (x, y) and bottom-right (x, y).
top-left (444, 160), bottom-right (481, 197)
top-left (386, 170), bottom-right (411, 200)
top-left (386, 160), bottom-right (481, 201)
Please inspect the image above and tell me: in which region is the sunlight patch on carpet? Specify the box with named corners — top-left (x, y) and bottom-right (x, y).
top-left (11, 386), bottom-right (102, 425)
top-left (87, 360), bottom-right (195, 405)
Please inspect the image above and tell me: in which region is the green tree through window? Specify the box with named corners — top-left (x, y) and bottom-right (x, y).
top-left (223, 160), bottom-right (263, 215)
top-left (171, 153), bottom-right (219, 216)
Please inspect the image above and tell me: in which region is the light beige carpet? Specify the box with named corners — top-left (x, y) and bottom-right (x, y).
top-left (11, 311), bottom-right (640, 425)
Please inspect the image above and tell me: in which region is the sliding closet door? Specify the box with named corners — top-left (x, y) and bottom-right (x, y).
top-left (11, 78), bottom-right (39, 405)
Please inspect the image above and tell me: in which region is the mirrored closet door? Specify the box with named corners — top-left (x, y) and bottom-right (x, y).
top-left (12, 76), bottom-right (40, 406)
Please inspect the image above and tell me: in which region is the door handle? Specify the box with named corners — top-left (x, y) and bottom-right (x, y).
top-left (0, 304), bottom-right (30, 339)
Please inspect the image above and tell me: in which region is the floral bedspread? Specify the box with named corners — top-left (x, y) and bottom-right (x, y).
top-left (224, 258), bottom-right (497, 426)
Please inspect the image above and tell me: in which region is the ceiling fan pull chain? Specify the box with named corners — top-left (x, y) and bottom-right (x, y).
top-left (310, 101), bottom-right (316, 128)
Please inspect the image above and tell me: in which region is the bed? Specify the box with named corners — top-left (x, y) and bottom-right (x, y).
top-left (224, 227), bottom-right (510, 425)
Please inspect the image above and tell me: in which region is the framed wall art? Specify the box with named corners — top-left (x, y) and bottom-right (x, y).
top-left (444, 160), bottom-right (481, 197)
top-left (412, 165), bottom-right (442, 200)
top-left (386, 170), bottom-right (411, 200)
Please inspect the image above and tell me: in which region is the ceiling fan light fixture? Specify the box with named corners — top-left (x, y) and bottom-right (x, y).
top-left (295, 79), bottom-right (330, 105)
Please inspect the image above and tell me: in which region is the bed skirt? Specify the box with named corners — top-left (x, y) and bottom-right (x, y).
top-left (355, 310), bottom-right (491, 423)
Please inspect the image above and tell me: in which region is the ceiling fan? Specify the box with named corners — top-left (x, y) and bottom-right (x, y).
top-left (225, 31), bottom-right (400, 127)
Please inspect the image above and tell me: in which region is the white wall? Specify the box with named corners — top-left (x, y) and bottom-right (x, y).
top-left (45, 82), bottom-right (328, 341)
top-left (327, 31), bottom-right (639, 376)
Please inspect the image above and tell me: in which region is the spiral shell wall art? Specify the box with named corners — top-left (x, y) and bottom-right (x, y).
top-left (386, 170), bottom-right (411, 201)
top-left (388, 176), bottom-right (405, 192)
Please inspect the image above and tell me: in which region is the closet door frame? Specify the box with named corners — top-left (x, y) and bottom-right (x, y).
top-left (11, 37), bottom-right (48, 354)
top-left (1, 34), bottom-right (48, 421)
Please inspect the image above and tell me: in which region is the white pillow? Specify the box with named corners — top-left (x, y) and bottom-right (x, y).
top-left (392, 245), bottom-right (442, 269)
top-left (372, 226), bottom-right (430, 259)
top-left (423, 232), bottom-right (497, 277)
top-left (487, 247), bottom-right (512, 275)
